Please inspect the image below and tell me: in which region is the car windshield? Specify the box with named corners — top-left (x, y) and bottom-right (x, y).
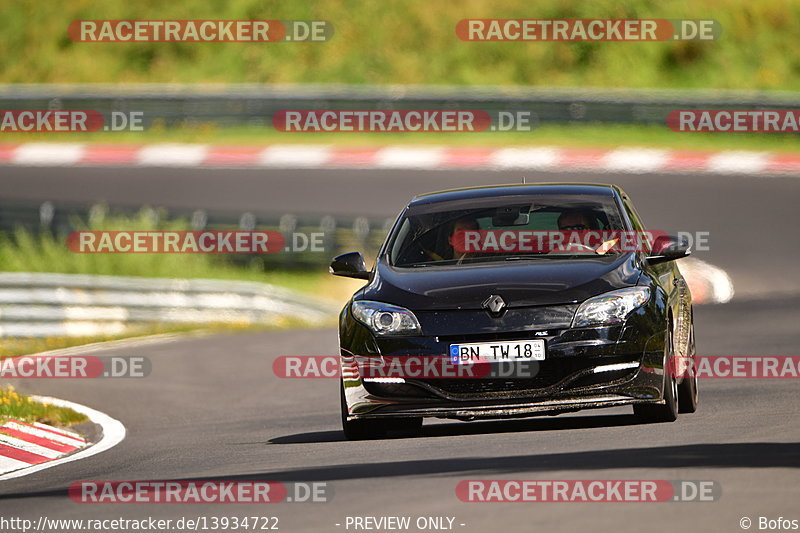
top-left (388, 193), bottom-right (628, 267)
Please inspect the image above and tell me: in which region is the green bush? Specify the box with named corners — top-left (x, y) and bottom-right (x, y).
top-left (1, 0), bottom-right (798, 89)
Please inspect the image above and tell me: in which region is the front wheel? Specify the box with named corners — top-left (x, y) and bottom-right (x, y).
top-left (634, 325), bottom-right (679, 423)
top-left (341, 383), bottom-right (386, 440)
top-left (340, 383), bottom-right (422, 440)
top-left (677, 324), bottom-right (698, 413)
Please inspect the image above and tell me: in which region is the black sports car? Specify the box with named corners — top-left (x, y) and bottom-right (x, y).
top-left (331, 183), bottom-right (697, 439)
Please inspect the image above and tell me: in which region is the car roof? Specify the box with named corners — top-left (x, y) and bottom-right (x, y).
top-left (408, 183), bottom-right (623, 207)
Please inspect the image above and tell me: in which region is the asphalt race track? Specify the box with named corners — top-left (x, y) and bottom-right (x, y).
top-left (1, 167), bottom-right (798, 532)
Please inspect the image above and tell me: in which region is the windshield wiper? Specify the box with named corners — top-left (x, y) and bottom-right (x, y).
top-left (503, 255), bottom-right (576, 261)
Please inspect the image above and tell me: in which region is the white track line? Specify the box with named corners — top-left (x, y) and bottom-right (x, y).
top-left (0, 396), bottom-right (125, 481)
top-left (12, 143), bottom-right (85, 166)
top-left (257, 145), bottom-right (332, 167)
top-left (489, 147), bottom-right (560, 169)
top-left (375, 146), bottom-right (445, 168)
top-left (136, 144), bottom-right (209, 167)
top-left (3, 143), bottom-right (800, 176)
top-left (602, 148), bottom-right (669, 173)
top-left (706, 151), bottom-right (769, 174)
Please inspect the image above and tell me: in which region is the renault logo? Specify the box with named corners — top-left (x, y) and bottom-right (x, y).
top-left (483, 294), bottom-right (506, 315)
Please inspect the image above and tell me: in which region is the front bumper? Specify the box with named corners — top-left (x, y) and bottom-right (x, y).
top-left (340, 305), bottom-right (668, 421)
top-left (343, 388), bottom-right (661, 421)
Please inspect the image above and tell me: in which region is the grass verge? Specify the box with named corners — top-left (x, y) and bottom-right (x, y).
top-left (0, 210), bottom-right (365, 356)
top-left (1, 0), bottom-right (798, 90)
top-left (0, 385), bottom-right (88, 426)
top-left (0, 208), bottom-right (348, 298)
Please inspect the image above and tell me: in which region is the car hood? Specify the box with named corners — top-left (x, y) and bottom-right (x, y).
top-left (361, 254), bottom-right (641, 310)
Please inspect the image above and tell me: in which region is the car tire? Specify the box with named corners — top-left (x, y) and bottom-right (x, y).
top-left (677, 324), bottom-right (698, 414)
top-left (340, 383), bottom-right (423, 440)
top-left (342, 416), bottom-right (389, 440)
top-left (634, 325), bottom-right (679, 423)
top-left (386, 417), bottom-right (423, 437)
top-left (341, 383), bottom-right (387, 440)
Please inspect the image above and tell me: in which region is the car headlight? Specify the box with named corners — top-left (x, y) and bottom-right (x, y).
top-left (572, 287), bottom-right (650, 328)
top-left (351, 300), bottom-right (422, 336)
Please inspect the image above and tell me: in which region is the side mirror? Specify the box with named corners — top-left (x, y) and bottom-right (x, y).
top-left (329, 252), bottom-right (370, 279)
top-left (646, 235), bottom-right (691, 265)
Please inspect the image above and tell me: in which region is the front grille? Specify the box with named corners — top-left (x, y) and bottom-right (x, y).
top-left (408, 355), bottom-right (639, 398)
top-left (415, 305), bottom-right (576, 338)
top-left (363, 381), bottom-right (436, 398)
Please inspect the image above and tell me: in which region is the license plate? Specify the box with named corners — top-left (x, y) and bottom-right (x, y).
top-left (449, 339), bottom-right (545, 364)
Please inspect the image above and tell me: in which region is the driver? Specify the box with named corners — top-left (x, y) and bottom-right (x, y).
top-left (557, 209), bottom-right (598, 231)
top-left (448, 216), bottom-right (480, 261)
top-left (556, 209), bottom-right (620, 254)
top-left (422, 216), bottom-right (479, 262)
top-left (555, 209), bottom-right (606, 254)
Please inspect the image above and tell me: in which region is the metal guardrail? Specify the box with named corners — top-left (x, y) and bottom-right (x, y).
top-left (0, 202), bottom-right (378, 338)
top-left (1, 84), bottom-right (798, 127)
top-left (0, 272), bottom-right (337, 338)
top-left (0, 201), bottom-right (391, 270)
